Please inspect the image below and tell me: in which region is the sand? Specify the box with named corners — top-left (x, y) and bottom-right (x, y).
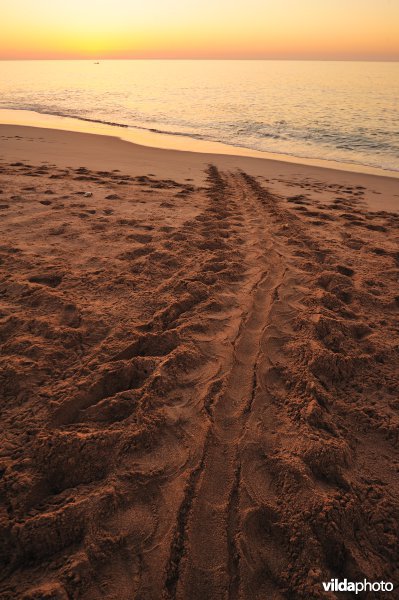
top-left (0, 125), bottom-right (399, 600)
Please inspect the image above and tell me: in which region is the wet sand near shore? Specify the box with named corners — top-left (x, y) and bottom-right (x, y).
top-left (0, 126), bottom-right (399, 599)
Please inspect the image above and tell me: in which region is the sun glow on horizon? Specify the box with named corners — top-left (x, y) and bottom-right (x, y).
top-left (1, 0), bottom-right (399, 60)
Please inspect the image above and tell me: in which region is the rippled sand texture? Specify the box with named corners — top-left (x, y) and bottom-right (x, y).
top-left (1, 159), bottom-right (399, 599)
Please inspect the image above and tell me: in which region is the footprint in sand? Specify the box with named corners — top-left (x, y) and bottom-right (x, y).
top-left (28, 273), bottom-right (63, 288)
top-left (60, 303), bottom-right (81, 328)
top-left (49, 224), bottom-right (67, 235)
top-left (127, 233), bottom-right (153, 243)
top-left (336, 265), bottom-right (355, 277)
top-left (366, 223), bottom-right (387, 232)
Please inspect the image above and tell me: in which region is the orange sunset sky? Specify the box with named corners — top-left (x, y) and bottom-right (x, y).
top-left (1, 0), bottom-right (399, 60)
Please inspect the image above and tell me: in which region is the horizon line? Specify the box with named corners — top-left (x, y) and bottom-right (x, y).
top-left (1, 57), bottom-right (399, 62)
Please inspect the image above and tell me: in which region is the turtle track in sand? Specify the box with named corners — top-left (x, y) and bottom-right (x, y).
top-left (1, 163), bottom-right (399, 599)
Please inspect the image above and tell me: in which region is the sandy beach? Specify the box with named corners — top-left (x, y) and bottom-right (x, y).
top-left (1, 124), bottom-right (399, 599)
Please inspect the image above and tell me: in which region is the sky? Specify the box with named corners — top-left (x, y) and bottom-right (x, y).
top-left (1, 0), bottom-right (399, 60)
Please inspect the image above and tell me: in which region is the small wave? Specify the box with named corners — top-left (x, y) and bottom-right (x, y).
top-left (2, 104), bottom-right (211, 140)
top-left (147, 126), bottom-right (205, 141)
top-left (65, 115), bottom-right (129, 128)
top-left (0, 104), bottom-right (129, 128)
top-left (2, 105), bottom-right (398, 175)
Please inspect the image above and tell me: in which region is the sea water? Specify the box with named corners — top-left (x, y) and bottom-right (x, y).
top-left (0, 59), bottom-right (398, 173)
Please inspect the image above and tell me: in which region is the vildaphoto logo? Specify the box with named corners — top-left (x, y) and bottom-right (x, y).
top-left (322, 579), bottom-right (394, 594)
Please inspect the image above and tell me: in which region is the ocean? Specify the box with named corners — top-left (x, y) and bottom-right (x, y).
top-left (1, 59), bottom-right (398, 174)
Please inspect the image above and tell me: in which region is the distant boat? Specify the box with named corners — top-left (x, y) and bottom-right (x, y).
top-left (94, 61), bottom-right (100, 64)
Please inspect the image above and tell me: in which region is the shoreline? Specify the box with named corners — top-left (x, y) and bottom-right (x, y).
top-left (1, 121), bottom-right (398, 213)
top-left (1, 107), bottom-right (399, 180)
